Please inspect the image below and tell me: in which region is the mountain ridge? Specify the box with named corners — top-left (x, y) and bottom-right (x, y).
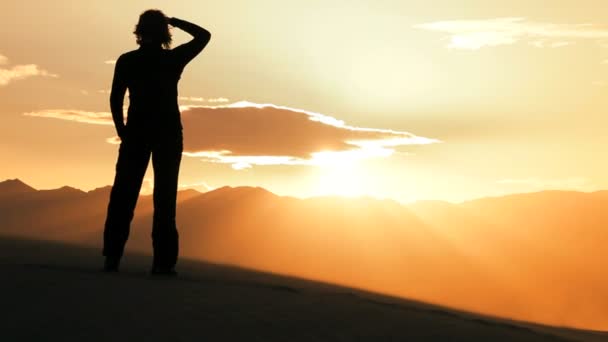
top-left (4, 178), bottom-right (606, 205)
top-left (0, 178), bottom-right (606, 331)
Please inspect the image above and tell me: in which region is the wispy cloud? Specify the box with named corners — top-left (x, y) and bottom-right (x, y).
top-left (179, 96), bottom-right (230, 103)
top-left (208, 97), bottom-right (230, 103)
top-left (415, 18), bottom-right (608, 50)
top-left (497, 177), bottom-right (591, 190)
top-left (529, 40), bottom-right (573, 48)
top-left (0, 54), bottom-right (58, 86)
top-left (106, 136), bottom-right (121, 145)
top-left (24, 101), bottom-right (439, 168)
top-left (179, 96), bottom-right (205, 102)
top-left (104, 60), bottom-right (116, 65)
top-left (186, 147), bottom-right (396, 170)
top-left (24, 109), bottom-right (112, 125)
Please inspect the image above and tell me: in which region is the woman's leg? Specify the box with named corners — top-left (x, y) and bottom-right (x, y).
top-left (103, 137), bottom-right (151, 264)
top-left (151, 132), bottom-right (183, 270)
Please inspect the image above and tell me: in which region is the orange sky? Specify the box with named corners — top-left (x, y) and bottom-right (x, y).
top-left (1, 0), bottom-right (608, 202)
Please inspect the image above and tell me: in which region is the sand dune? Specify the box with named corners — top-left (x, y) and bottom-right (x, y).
top-left (1, 237), bottom-right (605, 341)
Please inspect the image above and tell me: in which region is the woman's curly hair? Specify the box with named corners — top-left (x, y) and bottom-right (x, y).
top-left (134, 9), bottom-right (172, 49)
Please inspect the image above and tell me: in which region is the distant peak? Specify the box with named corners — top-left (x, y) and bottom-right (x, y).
top-left (36, 185), bottom-right (86, 196)
top-left (178, 188), bottom-right (203, 195)
top-left (88, 185), bottom-right (113, 194)
top-left (57, 185), bottom-right (84, 192)
top-left (0, 178), bottom-right (36, 193)
top-left (205, 185), bottom-right (276, 198)
top-left (1, 178), bottom-right (31, 186)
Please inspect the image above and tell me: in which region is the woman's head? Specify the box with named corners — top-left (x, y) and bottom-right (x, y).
top-left (134, 9), bottom-right (172, 49)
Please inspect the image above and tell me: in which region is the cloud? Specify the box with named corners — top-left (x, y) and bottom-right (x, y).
top-left (497, 177), bottom-right (591, 190)
top-left (178, 102), bottom-right (438, 167)
top-left (24, 109), bottom-right (113, 125)
top-left (0, 55), bottom-right (58, 86)
top-left (549, 41), bottom-right (572, 48)
top-left (530, 40), bottom-right (573, 48)
top-left (415, 18), bottom-right (608, 50)
top-left (23, 101), bottom-right (439, 168)
top-left (106, 136), bottom-right (121, 145)
top-left (104, 60), bottom-right (116, 65)
top-left (179, 96), bottom-right (205, 102)
top-left (207, 97), bottom-right (230, 103)
top-left (179, 96), bottom-right (230, 103)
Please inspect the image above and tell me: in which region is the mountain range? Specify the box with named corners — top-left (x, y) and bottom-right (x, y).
top-left (0, 178), bottom-right (605, 331)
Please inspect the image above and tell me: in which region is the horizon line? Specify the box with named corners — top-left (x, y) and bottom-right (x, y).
top-left (1, 178), bottom-right (606, 206)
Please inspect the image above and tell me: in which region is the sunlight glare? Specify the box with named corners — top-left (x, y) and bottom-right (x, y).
top-left (311, 149), bottom-right (377, 198)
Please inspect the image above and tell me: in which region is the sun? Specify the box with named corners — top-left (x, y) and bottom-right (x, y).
top-left (311, 151), bottom-right (371, 198)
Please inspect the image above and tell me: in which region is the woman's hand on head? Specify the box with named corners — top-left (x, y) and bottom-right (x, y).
top-left (168, 17), bottom-right (179, 27)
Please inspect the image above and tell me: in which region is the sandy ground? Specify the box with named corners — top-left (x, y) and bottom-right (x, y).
top-left (0, 237), bottom-right (605, 342)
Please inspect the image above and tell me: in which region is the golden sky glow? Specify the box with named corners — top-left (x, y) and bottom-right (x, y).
top-left (1, 0), bottom-right (608, 202)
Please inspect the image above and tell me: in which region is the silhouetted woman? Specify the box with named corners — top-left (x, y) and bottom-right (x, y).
top-left (103, 9), bottom-right (211, 274)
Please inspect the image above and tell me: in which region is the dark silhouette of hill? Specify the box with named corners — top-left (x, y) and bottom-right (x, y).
top-left (0, 178), bottom-right (36, 198)
top-left (0, 179), bottom-right (606, 331)
top-left (2, 237), bottom-right (606, 341)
